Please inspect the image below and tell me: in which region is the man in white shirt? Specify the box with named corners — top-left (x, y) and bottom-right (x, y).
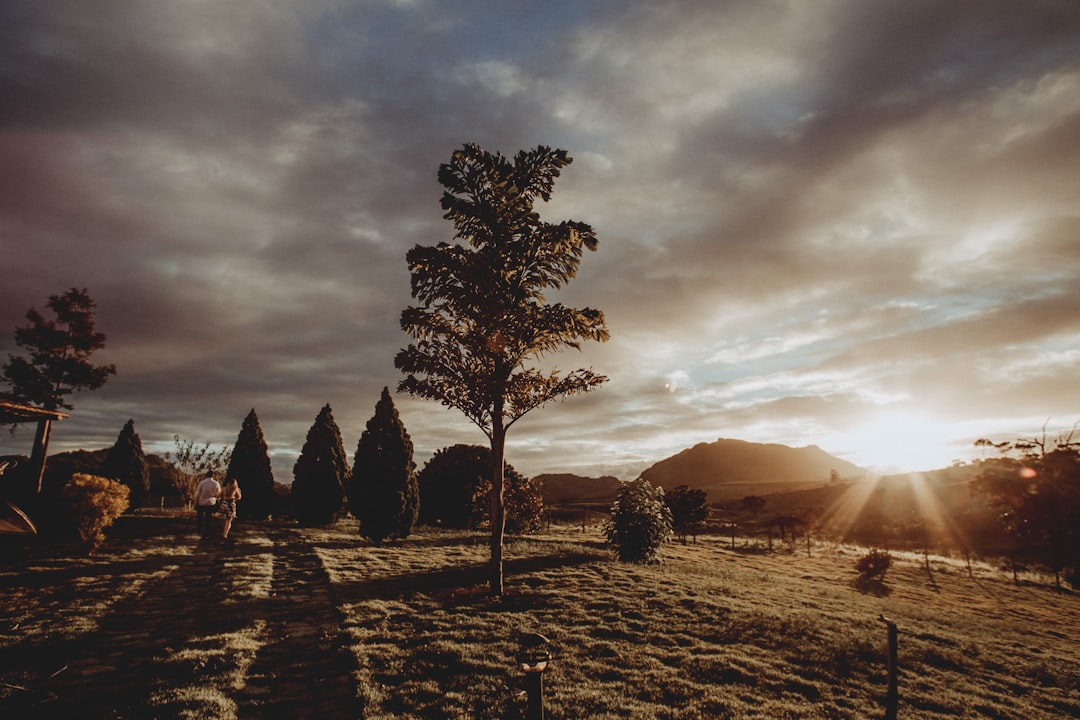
top-left (194, 471), bottom-right (221, 537)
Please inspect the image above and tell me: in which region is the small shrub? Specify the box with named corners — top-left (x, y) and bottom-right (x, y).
top-left (855, 548), bottom-right (891, 581)
top-left (604, 477), bottom-right (672, 563)
top-left (62, 473), bottom-right (130, 552)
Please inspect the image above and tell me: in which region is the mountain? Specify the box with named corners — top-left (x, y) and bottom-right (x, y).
top-left (640, 438), bottom-right (866, 501)
top-left (534, 473), bottom-right (623, 505)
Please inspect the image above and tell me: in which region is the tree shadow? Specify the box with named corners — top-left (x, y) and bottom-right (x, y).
top-left (852, 577), bottom-right (892, 597)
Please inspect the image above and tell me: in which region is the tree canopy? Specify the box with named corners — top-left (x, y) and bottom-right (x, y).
top-left (971, 424), bottom-right (1080, 588)
top-left (2, 288), bottom-right (115, 411)
top-left (665, 485), bottom-right (709, 544)
top-left (350, 387), bottom-right (418, 544)
top-left (396, 143), bottom-right (608, 594)
top-left (417, 444), bottom-right (543, 535)
top-left (291, 404), bottom-right (349, 526)
top-left (101, 419), bottom-right (150, 510)
top-left (227, 409), bottom-right (275, 520)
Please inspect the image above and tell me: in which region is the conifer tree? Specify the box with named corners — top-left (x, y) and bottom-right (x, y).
top-left (101, 418), bottom-right (150, 509)
top-left (349, 387), bottom-right (418, 543)
top-left (226, 409), bottom-right (274, 520)
top-left (291, 404), bottom-right (349, 526)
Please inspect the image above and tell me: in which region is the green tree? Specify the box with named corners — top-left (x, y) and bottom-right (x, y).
top-left (396, 143), bottom-right (609, 594)
top-left (604, 477), bottom-right (673, 563)
top-left (101, 418), bottom-right (150, 510)
top-left (349, 387), bottom-right (418, 544)
top-left (971, 424), bottom-right (1080, 589)
top-left (226, 409), bottom-right (275, 520)
top-left (665, 485), bottom-right (709, 545)
top-left (2, 288), bottom-right (116, 492)
top-left (417, 444), bottom-right (544, 534)
top-left (291, 404), bottom-right (349, 526)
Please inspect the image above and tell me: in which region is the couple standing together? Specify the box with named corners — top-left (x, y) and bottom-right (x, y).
top-left (195, 471), bottom-right (242, 540)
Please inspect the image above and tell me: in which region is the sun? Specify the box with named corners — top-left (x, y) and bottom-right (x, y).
top-left (827, 412), bottom-right (958, 473)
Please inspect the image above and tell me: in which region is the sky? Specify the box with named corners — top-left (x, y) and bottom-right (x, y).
top-left (2, 0), bottom-right (1079, 481)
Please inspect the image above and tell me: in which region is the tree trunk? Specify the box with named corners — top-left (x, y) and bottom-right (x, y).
top-left (30, 418), bottom-right (53, 494)
top-left (489, 420), bottom-right (506, 596)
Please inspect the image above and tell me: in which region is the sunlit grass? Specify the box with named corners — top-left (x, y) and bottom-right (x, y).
top-left (1, 517), bottom-right (1077, 718)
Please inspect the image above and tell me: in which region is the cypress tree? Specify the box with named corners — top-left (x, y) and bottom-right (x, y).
top-left (291, 404), bottom-right (349, 526)
top-left (226, 408), bottom-right (275, 520)
top-left (349, 387), bottom-right (418, 543)
top-left (101, 418), bottom-right (150, 509)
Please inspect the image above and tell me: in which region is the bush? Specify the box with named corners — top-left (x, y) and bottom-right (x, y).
top-left (62, 473), bottom-right (130, 552)
top-left (855, 548), bottom-right (892, 581)
top-left (604, 477), bottom-right (672, 563)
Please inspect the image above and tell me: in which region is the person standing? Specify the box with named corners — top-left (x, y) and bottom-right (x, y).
top-left (219, 477), bottom-right (242, 541)
top-left (194, 471), bottom-right (220, 537)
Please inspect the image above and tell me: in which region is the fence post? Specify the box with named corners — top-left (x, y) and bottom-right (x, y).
top-left (879, 614), bottom-right (898, 718)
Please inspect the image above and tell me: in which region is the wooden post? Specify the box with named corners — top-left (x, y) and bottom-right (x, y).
top-left (581, 506), bottom-right (586, 533)
top-left (806, 525), bottom-right (811, 558)
top-left (30, 418), bottom-right (52, 494)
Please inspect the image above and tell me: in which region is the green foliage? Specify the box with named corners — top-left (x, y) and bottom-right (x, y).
top-left (604, 477), bottom-right (673, 563)
top-left (62, 473), bottom-right (129, 552)
top-left (226, 409), bottom-right (275, 520)
top-left (100, 419), bottom-right (150, 510)
top-left (416, 444), bottom-right (543, 534)
top-left (396, 143), bottom-right (609, 593)
top-left (665, 485), bottom-right (709, 544)
top-left (971, 427), bottom-right (1080, 586)
top-left (2, 288), bottom-right (115, 411)
top-left (350, 388), bottom-right (418, 543)
top-left (855, 548), bottom-right (891, 580)
top-left (291, 404), bottom-right (349, 526)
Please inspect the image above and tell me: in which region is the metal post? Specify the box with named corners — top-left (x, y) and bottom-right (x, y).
top-left (880, 614), bottom-right (898, 718)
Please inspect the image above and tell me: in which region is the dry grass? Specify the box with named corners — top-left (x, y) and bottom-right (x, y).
top-left (1, 516), bottom-right (1077, 719)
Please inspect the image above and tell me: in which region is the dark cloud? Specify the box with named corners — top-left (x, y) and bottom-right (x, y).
top-left (2, 1), bottom-right (1078, 477)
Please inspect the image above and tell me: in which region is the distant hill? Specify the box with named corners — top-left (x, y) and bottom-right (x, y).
top-left (640, 438), bottom-right (866, 501)
top-left (534, 473), bottom-right (623, 505)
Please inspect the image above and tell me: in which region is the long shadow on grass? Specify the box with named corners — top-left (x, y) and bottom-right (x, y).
top-left (331, 550), bottom-right (605, 603)
top-left (0, 528), bottom-right (363, 719)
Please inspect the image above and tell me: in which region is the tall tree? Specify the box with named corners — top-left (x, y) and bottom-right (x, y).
top-left (2, 288), bottom-right (116, 492)
top-left (349, 387), bottom-right (418, 544)
top-left (226, 409), bottom-right (275, 520)
top-left (101, 419), bottom-right (150, 510)
top-left (396, 143), bottom-right (609, 595)
top-left (291, 404), bottom-right (349, 526)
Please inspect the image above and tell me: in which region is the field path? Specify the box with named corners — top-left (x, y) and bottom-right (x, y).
top-left (0, 519), bottom-right (364, 719)
top-left (236, 526), bottom-right (363, 719)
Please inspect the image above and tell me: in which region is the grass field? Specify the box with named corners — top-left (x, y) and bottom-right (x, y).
top-left (1, 515), bottom-right (1077, 718)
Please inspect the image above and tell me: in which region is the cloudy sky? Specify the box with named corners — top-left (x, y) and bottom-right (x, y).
top-left (2, 1), bottom-right (1079, 480)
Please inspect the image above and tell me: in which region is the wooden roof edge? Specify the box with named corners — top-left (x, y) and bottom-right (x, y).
top-left (0, 399), bottom-right (70, 423)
